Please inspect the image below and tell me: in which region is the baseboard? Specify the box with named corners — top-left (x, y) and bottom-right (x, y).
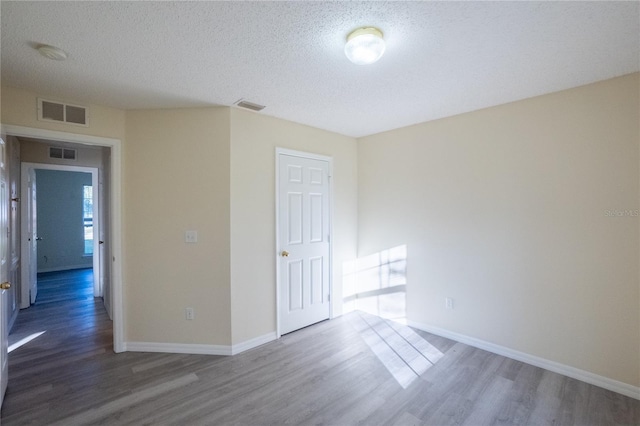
top-left (124, 341), bottom-right (232, 356)
top-left (124, 332), bottom-right (278, 357)
top-left (231, 332), bottom-right (277, 355)
top-left (408, 320), bottom-right (640, 400)
top-left (37, 265), bottom-right (92, 274)
top-left (103, 298), bottom-right (112, 321)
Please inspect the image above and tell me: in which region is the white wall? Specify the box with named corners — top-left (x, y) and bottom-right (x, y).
top-left (35, 170), bottom-right (93, 272)
top-left (230, 108), bottom-right (358, 344)
top-left (357, 73), bottom-right (640, 387)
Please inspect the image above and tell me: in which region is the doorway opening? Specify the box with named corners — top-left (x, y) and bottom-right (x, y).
top-left (1, 124), bottom-right (124, 353)
top-left (21, 164), bottom-right (102, 309)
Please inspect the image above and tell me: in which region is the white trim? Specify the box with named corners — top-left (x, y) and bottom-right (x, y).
top-left (1, 125), bottom-right (112, 146)
top-left (125, 341), bottom-right (232, 356)
top-left (231, 332), bottom-right (277, 355)
top-left (408, 320), bottom-right (640, 400)
top-left (1, 124), bottom-right (125, 353)
top-left (19, 165), bottom-right (34, 310)
top-left (125, 332), bottom-right (277, 357)
top-left (275, 148), bottom-right (334, 338)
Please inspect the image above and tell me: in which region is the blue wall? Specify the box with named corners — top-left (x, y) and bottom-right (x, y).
top-left (36, 170), bottom-right (93, 272)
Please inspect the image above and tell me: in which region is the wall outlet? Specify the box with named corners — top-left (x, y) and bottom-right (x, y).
top-left (185, 230), bottom-right (198, 243)
top-left (185, 307), bottom-right (195, 320)
top-left (445, 297), bottom-right (454, 310)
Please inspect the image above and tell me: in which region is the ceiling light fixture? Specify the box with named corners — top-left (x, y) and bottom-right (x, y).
top-left (37, 44), bottom-right (67, 61)
top-left (344, 27), bottom-right (385, 65)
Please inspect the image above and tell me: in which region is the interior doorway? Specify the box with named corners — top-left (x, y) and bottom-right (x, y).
top-left (0, 124), bottom-right (124, 353)
top-left (20, 164), bottom-right (101, 309)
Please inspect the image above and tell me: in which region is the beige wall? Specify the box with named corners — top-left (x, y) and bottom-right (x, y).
top-left (1, 86), bottom-right (125, 141)
top-left (358, 73), bottom-right (640, 387)
top-left (20, 138), bottom-right (105, 168)
top-left (3, 74), bottom-right (638, 389)
top-left (2, 85), bottom-right (358, 348)
top-left (229, 108), bottom-right (358, 344)
top-left (125, 108), bottom-right (231, 345)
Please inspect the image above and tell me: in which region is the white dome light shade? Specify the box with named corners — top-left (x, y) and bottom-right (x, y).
top-left (37, 45), bottom-right (67, 61)
top-left (344, 27), bottom-right (385, 65)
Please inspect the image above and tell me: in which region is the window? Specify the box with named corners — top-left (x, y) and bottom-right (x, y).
top-left (83, 185), bottom-right (93, 255)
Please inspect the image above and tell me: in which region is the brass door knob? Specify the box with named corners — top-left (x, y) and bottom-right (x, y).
top-left (0, 282), bottom-right (11, 290)
top-left (281, 250), bottom-right (289, 257)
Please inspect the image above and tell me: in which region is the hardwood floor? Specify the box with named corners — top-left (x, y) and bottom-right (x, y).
top-left (1, 269), bottom-right (638, 425)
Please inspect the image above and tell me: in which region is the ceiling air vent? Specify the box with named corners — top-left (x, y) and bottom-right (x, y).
top-left (38, 98), bottom-right (89, 126)
top-left (234, 99), bottom-right (266, 112)
top-left (49, 146), bottom-right (77, 161)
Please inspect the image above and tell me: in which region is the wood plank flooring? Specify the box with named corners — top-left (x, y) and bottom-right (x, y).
top-left (1, 269), bottom-right (638, 425)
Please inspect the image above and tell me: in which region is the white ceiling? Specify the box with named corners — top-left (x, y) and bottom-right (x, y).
top-left (1, 1), bottom-right (639, 138)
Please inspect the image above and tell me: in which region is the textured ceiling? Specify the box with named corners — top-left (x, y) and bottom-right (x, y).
top-left (1, 1), bottom-right (639, 138)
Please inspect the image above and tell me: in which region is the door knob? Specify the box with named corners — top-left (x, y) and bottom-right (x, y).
top-left (281, 250), bottom-right (289, 257)
top-left (0, 282), bottom-right (11, 290)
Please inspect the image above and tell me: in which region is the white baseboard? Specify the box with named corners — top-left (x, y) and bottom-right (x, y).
top-left (408, 320), bottom-right (640, 400)
top-left (124, 341), bottom-right (232, 356)
top-left (103, 298), bottom-right (112, 321)
top-left (124, 332), bottom-right (278, 358)
top-left (37, 265), bottom-right (92, 274)
top-left (231, 332), bottom-right (277, 355)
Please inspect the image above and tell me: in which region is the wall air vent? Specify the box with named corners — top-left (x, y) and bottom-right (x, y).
top-left (234, 99), bottom-right (266, 112)
top-left (49, 146), bottom-right (77, 161)
top-left (38, 98), bottom-right (89, 127)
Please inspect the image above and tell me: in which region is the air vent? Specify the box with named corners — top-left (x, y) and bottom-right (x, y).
top-left (38, 98), bottom-right (89, 126)
top-left (234, 99), bottom-right (266, 112)
top-left (49, 146), bottom-right (77, 160)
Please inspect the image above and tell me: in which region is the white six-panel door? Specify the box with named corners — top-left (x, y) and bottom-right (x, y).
top-left (277, 151), bottom-right (331, 335)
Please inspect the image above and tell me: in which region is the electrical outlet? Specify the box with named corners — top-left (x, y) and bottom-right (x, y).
top-left (185, 307), bottom-right (195, 320)
top-left (185, 230), bottom-right (198, 243)
top-left (445, 297), bottom-right (454, 310)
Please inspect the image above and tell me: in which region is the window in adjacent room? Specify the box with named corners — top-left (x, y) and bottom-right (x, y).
top-left (83, 185), bottom-right (93, 255)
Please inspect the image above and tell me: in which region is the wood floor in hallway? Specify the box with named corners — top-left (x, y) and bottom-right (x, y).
top-left (1, 269), bottom-right (638, 425)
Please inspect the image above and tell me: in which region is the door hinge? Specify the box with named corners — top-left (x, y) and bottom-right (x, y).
top-left (327, 294), bottom-right (331, 302)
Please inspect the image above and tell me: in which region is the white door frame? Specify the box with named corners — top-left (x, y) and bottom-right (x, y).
top-left (21, 162), bottom-right (100, 297)
top-left (0, 124), bottom-right (124, 353)
top-left (275, 147), bottom-right (334, 338)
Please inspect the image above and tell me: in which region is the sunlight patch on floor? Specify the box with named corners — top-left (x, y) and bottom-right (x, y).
top-left (8, 331), bottom-right (46, 353)
top-left (350, 311), bottom-right (443, 389)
